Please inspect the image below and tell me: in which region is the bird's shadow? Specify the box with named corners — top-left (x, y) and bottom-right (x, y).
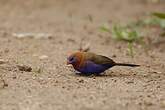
top-left (74, 72), bottom-right (135, 78)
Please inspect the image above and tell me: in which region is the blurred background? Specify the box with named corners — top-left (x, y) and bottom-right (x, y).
top-left (0, 0), bottom-right (165, 110)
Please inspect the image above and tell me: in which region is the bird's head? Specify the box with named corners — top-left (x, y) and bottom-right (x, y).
top-left (67, 52), bottom-right (83, 66)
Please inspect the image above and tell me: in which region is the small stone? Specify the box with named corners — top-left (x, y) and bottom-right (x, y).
top-left (147, 95), bottom-right (151, 97)
top-left (152, 71), bottom-right (162, 74)
top-left (67, 38), bottom-right (76, 43)
top-left (17, 65), bottom-right (32, 72)
top-left (144, 100), bottom-right (153, 106)
top-left (126, 80), bottom-right (134, 84)
top-left (92, 77), bottom-right (96, 79)
top-left (133, 73), bottom-right (137, 75)
top-left (4, 49), bottom-right (9, 53)
top-left (114, 79), bottom-right (117, 82)
top-left (112, 54), bottom-right (116, 58)
top-left (161, 100), bottom-right (165, 108)
top-left (0, 59), bottom-right (7, 64)
top-left (55, 80), bottom-right (59, 83)
top-left (0, 79), bottom-right (8, 88)
top-left (157, 85), bottom-right (160, 88)
top-left (12, 76), bottom-right (17, 79)
top-left (39, 55), bottom-right (48, 60)
top-left (78, 79), bottom-right (84, 83)
top-left (13, 33), bottom-right (52, 39)
top-left (35, 33), bottom-right (52, 39)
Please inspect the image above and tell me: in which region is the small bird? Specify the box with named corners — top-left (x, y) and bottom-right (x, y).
top-left (67, 51), bottom-right (140, 76)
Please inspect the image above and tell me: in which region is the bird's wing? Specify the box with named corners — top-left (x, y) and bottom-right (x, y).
top-left (85, 52), bottom-right (115, 65)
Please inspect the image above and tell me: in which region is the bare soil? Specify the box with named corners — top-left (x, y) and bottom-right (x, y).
top-left (0, 0), bottom-right (165, 110)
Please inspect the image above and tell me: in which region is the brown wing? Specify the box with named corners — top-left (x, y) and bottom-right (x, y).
top-left (84, 52), bottom-right (116, 65)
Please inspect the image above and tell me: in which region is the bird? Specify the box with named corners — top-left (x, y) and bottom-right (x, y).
top-left (67, 51), bottom-right (140, 76)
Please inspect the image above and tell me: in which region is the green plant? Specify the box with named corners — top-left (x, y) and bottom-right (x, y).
top-left (152, 12), bottom-right (165, 19)
top-left (112, 24), bottom-right (140, 42)
top-left (112, 24), bottom-right (142, 57)
top-left (100, 23), bottom-right (142, 57)
top-left (32, 66), bottom-right (43, 75)
top-left (100, 25), bottom-right (110, 33)
top-left (131, 12), bottom-right (165, 29)
top-left (143, 17), bottom-right (165, 28)
top-left (100, 12), bottom-right (165, 57)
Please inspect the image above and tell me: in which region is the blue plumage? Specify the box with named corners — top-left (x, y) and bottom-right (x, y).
top-left (76, 61), bottom-right (112, 75)
top-left (67, 52), bottom-right (140, 76)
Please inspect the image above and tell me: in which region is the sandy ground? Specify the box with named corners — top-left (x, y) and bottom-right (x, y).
top-left (0, 0), bottom-right (165, 110)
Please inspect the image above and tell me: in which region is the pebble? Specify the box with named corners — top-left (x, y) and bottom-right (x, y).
top-left (161, 100), bottom-right (165, 108)
top-left (0, 79), bottom-right (8, 89)
top-left (126, 80), bottom-right (134, 84)
top-left (0, 59), bottom-right (7, 64)
top-left (17, 65), bottom-right (32, 72)
top-left (67, 38), bottom-right (76, 43)
top-left (112, 54), bottom-right (117, 58)
top-left (13, 33), bottom-right (52, 39)
top-left (78, 79), bottom-right (84, 83)
top-left (144, 100), bottom-right (153, 106)
top-left (39, 55), bottom-right (49, 60)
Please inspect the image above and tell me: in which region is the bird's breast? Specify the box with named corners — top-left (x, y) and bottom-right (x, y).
top-left (76, 61), bottom-right (109, 74)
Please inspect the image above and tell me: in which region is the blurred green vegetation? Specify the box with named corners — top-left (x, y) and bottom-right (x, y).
top-left (100, 12), bottom-right (165, 57)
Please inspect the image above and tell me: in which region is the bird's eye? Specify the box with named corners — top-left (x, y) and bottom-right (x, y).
top-left (70, 57), bottom-right (73, 61)
top-left (69, 56), bottom-right (74, 61)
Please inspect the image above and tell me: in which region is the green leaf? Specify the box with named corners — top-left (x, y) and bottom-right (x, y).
top-left (100, 25), bottom-right (110, 32)
top-left (152, 12), bottom-right (165, 19)
top-left (112, 24), bottom-right (140, 42)
top-left (128, 42), bottom-right (134, 57)
top-left (160, 20), bottom-right (165, 28)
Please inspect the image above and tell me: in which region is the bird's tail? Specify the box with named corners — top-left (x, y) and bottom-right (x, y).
top-left (115, 63), bottom-right (140, 67)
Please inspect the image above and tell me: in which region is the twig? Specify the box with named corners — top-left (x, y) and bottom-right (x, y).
top-left (0, 76), bottom-right (8, 89)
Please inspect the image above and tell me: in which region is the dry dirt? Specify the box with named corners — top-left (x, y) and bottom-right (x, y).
top-left (0, 0), bottom-right (165, 110)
